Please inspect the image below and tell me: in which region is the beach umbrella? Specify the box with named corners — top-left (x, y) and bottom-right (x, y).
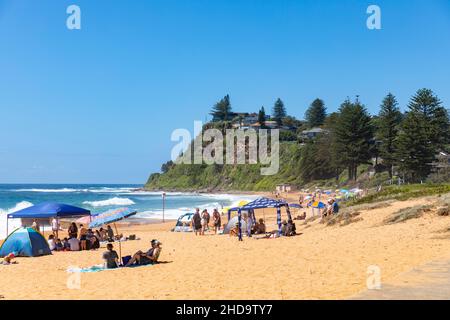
top-left (304, 195), bottom-right (312, 200)
top-left (89, 208), bottom-right (137, 260)
top-left (340, 189), bottom-right (349, 194)
top-left (238, 200), bottom-right (249, 207)
top-left (75, 216), bottom-right (92, 225)
top-left (312, 201), bottom-right (326, 209)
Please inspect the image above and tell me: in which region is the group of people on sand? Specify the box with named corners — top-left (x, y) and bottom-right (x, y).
top-left (101, 239), bottom-right (162, 269)
top-left (191, 208), bottom-right (221, 235)
top-left (46, 222), bottom-right (119, 252)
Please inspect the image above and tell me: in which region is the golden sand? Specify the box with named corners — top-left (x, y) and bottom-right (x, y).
top-left (1, 194), bottom-right (450, 300)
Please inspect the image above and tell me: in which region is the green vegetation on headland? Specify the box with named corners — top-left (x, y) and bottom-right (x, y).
top-left (146, 89), bottom-right (450, 192)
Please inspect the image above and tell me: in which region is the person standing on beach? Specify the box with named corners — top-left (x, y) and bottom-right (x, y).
top-left (51, 217), bottom-right (60, 239)
top-left (192, 208), bottom-right (202, 236)
top-left (200, 210), bottom-right (208, 235)
top-left (68, 222), bottom-right (78, 239)
top-left (31, 219), bottom-right (40, 232)
top-left (79, 224), bottom-right (88, 250)
top-left (213, 209), bottom-right (221, 234)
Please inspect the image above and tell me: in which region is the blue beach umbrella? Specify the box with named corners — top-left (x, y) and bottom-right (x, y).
top-left (89, 208), bottom-right (137, 229)
top-left (89, 208), bottom-right (137, 260)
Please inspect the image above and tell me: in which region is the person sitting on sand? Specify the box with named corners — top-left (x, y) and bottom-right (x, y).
top-left (86, 229), bottom-right (100, 250)
top-left (62, 238), bottom-right (70, 251)
top-left (68, 236), bottom-right (80, 251)
top-left (253, 218), bottom-right (266, 234)
top-left (2, 253), bottom-right (17, 265)
top-left (106, 225), bottom-right (115, 242)
top-left (212, 209), bottom-right (221, 234)
top-left (48, 235), bottom-right (56, 251)
top-left (97, 228), bottom-right (107, 241)
top-left (229, 222), bottom-right (239, 237)
top-left (102, 243), bottom-right (119, 269)
top-left (281, 220), bottom-right (296, 237)
top-left (125, 240), bottom-right (162, 266)
top-left (192, 208), bottom-right (202, 236)
top-left (55, 238), bottom-right (64, 251)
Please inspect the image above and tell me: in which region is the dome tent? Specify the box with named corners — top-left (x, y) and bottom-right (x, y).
top-left (0, 227), bottom-right (51, 257)
top-left (223, 216), bottom-right (248, 234)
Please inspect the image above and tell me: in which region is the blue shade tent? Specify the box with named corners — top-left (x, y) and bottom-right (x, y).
top-left (228, 197), bottom-right (293, 241)
top-left (0, 227), bottom-right (51, 257)
top-left (288, 203), bottom-right (302, 209)
top-left (6, 202), bottom-right (91, 237)
top-left (89, 208), bottom-right (137, 259)
top-left (7, 202), bottom-right (91, 219)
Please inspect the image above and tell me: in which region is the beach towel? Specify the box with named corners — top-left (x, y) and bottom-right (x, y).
top-left (67, 263), bottom-right (153, 273)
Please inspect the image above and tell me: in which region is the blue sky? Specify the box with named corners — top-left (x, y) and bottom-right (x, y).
top-left (0, 0), bottom-right (449, 184)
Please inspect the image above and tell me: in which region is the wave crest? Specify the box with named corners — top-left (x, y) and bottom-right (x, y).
top-left (83, 197), bottom-right (135, 207)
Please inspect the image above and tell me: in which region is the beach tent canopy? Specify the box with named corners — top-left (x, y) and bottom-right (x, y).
top-left (227, 197), bottom-right (293, 241)
top-left (241, 197), bottom-right (288, 210)
top-left (0, 227), bottom-right (51, 257)
top-left (7, 202), bottom-right (91, 219)
top-left (89, 208), bottom-right (137, 229)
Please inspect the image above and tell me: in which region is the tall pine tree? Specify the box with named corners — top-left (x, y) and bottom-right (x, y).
top-left (258, 106), bottom-right (266, 127)
top-left (305, 98), bottom-right (327, 128)
top-left (272, 98), bottom-right (286, 126)
top-left (210, 95), bottom-right (232, 121)
top-left (376, 93), bottom-right (403, 178)
top-left (396, 89), bottom-right (450, 182)
top-left (334, 99), bottom-right (374, 181)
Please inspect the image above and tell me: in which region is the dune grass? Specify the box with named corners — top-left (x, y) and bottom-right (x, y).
top-left (346, 184), bottom-right (450, 207)
top-left (384, 204), bottom-right (434, 224)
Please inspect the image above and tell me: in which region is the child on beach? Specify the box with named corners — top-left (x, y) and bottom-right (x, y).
top-left (55, 238), bottom-right (64, 251)
top-left (2, 253), bottom-right (17, 265)
top-left (62, 238), bottom-right (71, 251)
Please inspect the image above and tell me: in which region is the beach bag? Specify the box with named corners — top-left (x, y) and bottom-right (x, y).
top-left (122, 255), bottom-right (132, 266)
top-left (128, 234), bottom-right (136, 240)
top-left (333, 203), bottom-right (339, 214)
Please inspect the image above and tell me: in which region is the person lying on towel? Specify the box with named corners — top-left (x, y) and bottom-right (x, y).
top-left (125, 239), bottom-right (162, 267)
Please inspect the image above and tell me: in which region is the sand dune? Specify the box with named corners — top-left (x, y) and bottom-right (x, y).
top-left (1, 195), bottom-right (450, 300)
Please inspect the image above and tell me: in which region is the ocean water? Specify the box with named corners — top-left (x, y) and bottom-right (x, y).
top-left (0, 184), bottom-right (257, 239)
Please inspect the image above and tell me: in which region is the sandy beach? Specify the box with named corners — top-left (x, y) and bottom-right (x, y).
top-left (1, 192), bottom-right (450, 300)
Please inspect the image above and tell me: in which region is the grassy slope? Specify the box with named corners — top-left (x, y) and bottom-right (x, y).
top-left (145, 142), bottom-right (303, 191)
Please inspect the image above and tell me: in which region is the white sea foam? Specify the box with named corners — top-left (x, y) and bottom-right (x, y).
top-left (83, 197), bottom-right (135, 207)
top-left (12, 188), bottom-right (84, 193)
top-left (0, 201), bottom-right (33, 240)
